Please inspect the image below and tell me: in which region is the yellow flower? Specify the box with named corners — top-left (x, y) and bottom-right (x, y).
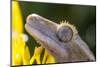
top-left (12, 1), bottom-right (30, 66)
top-left (30, 46), bottom-right (43, 64)
top-left (30, 46), bottom-right (55, 64)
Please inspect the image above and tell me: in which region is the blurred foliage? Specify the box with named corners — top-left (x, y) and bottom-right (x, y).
top-left (12, 0), bottom-right (96, 66)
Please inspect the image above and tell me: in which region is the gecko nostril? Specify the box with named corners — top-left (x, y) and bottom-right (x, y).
top-left (56, 22), bottom-right (73, 42)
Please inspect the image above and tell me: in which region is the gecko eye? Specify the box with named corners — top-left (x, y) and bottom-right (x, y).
top-left (56, 24), bottom-right (73, 42)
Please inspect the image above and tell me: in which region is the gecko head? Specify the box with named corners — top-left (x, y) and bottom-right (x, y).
top-left (25, 14), bottom-right (78, 61)
top-left (25, 14), bottom-right (78, 43)
top-left (25, 13), bottom-right (78, 52)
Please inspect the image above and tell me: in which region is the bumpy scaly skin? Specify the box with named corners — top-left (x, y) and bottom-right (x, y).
top-left (25, 14), bottom-right (95, 63)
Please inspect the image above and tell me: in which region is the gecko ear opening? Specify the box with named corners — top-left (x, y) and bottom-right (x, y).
top-left (56, 22), bottom-right (73, 42)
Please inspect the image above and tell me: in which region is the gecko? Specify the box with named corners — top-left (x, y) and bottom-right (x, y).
top-left (25, 14), bottom-right (95, 63)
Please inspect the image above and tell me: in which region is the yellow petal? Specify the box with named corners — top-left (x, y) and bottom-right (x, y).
top-left (23, 45), bottom-right (31, 65)
top-left (12, 33), bottom-right (23, 65)
top-left (12, 1), bottom-right (23, 34)
top-left (30, 46), bottom-right (43, 64)
top-left (30, 55), bottom-right (35, 64)
top-left (12, 32), bottom-right (31, 65)
top-left (12, 52), bottom-right (22, 65)
top-left (45, 53), bottom-right (55, 64)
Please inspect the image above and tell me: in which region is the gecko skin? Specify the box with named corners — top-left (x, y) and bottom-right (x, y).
top-left (25, 14), bottom-right (95, 63)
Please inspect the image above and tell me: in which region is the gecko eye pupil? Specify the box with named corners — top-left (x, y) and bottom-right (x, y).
top-left (57, 26), bottom-right (73, 42)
